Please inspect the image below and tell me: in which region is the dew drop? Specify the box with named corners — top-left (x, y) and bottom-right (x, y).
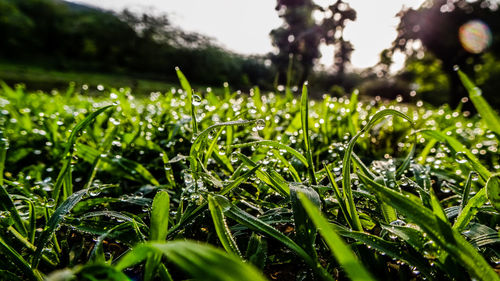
top-left (255, 119), bottom-right (265, 130)
top-left (192, 95), bottom-right (202, 106)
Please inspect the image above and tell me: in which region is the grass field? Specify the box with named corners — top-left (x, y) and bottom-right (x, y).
top-left (0, 68), bottom-right (499, 281)
top-left (0, 62), bottom-right (186, 96)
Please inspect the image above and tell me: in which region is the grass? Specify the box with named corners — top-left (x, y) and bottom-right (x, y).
top-left (0, 69), bottom-right (499, 281)
top-left (0, 62), bottom-right (189, 96)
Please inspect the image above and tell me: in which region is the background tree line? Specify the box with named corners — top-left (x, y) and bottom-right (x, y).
top-left (0, 0), bottom-right (274, 89)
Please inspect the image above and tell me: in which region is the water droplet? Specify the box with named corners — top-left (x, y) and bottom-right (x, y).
top-left (192, 95), bottom-right (202, 106)
top-left (255, 119), bottom-right (265, 130)
top-left (455, 152), bottom-right (468, 164)
top-left (45, 199), bottom-right (56, 208)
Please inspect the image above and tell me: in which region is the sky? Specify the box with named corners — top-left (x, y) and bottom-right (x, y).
top-left (68, 0), bottom-right (425, 70)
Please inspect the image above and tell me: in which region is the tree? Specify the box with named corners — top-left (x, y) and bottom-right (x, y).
top-left (390, 0), bottom-right (500, 106)
top-left (270, 0), bottom-right (356, 87)
top-left (270, 0), bottom-right (322, 85)
top-left (320, 0), bottom-right (356, 77)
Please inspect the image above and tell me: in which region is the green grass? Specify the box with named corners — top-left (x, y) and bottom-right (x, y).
top-left (0, 62), bottom-right (191, 95)
top-left (0, 69), bottom-right (499, 281)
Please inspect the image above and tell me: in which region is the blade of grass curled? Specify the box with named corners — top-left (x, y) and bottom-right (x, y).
top-left (419, 129), bottom-right (491, 181)
top-left (301, 83), bottom-right (317, 185)
top-left (52, 105), bottom-right (113, 205)
top-left (0, 239), bottom-right (40, 281)
top-left (208, 195), bottom-right (242, 257)
top-left (358, 173), bottom-right (499, 281)
top-left (457, 70), bottom-right (500, 136)
top-left (212, 195), bottom-right (333, 281)
top-left (299, 195), bottom-right (376, 281)
top-left (344, 109), bottom-right (413, 231)
top-left (116, 241), bottom-right (267, 281)
top-left (175, 67), bottom-right (198, 135)
top-left (33, 188), bottom-right (89, 268)
top-left (231, 140), bottom-right (308, 167)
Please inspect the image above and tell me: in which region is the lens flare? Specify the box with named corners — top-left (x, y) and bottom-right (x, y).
top-left (459, 20), bottom-right (492, 54)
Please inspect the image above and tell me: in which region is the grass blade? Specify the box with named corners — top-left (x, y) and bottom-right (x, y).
top-left (175, 67), bottom-right (198, 135)
top-left (457, 70), bottom-right (500, 136)
top-left (289, 183), bottom-right (320, 258)
top-left (145, 190), bottom-right (170, 281)
top-left (301, 83), bottom-right (317, 185)
top-left (208, 195), bottom-right (242, 257)
top-left (33, 189), bottom-right (89, 268)
top-left (420, 129), bottom-right (491, 181)
top-left (299, 194), bottom-right (376, 281)
top-left (343, 109), bottom-right (413, 231)
top-left (486, 173), bottom-right (500, 211)
top-left (0, 184), bottom-right (27, 236)
top-left (116, 241), bottom-right (268, 281)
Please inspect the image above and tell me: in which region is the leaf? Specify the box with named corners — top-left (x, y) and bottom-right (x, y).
top-left (301, 83), bottom-right (317, 185)
top-left (299, 195), bottom-right (376, 281)
top-left (208, 195), bottom-right (242, 257)
top-left (146, 192), bottom-right (171, 281)
top-left (486, 174), bottom-right (500, 212)
top-left (150, 190), bottom-right (170, 241)
top-left (33, 189), bottom-right (89, 268)
top-left (245, 233), bottom-right (267, 269)
top-left (358, 173), bottom-right (499, 281)
top-left (175, 67), bottom-right (197, 135)
top-left (453, 187), bottom-right (488, 232)
top-left (420, 129), bottom-right (491, 181)
top-left (289, 183), bottom-right (320, 258)
top-left (116, 241), bottom-right (268, 281)
top-left (457, 70), bottom-right (500, 136)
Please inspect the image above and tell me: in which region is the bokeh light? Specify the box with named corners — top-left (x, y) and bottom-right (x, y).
top-left (459, 20), bottom-right (492, 54)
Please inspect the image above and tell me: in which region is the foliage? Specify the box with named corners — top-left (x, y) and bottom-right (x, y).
top-left (0, 0), bottom-right (273, 89)
top-left (390, 0), bottom-right (500, 107)
top-left (0, 69), bottom-right (499, 280)
top-left (270, 0), bottom-right (356, 85)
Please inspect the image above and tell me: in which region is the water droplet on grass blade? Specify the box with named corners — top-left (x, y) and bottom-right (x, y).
top-left (255, 119), bottom-right (265, 130)
top-left (192, 94), bottom-right (202, 106)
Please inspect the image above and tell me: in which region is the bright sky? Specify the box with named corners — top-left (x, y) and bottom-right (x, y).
top-left (68, 0), bottom-right (425, 70)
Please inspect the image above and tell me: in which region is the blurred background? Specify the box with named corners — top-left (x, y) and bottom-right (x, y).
top-left (0, 0), bottom-right (499, 107)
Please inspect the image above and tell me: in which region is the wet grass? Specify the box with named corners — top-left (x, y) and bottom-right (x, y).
top-left (0, 69), bottom-right (499, 281)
